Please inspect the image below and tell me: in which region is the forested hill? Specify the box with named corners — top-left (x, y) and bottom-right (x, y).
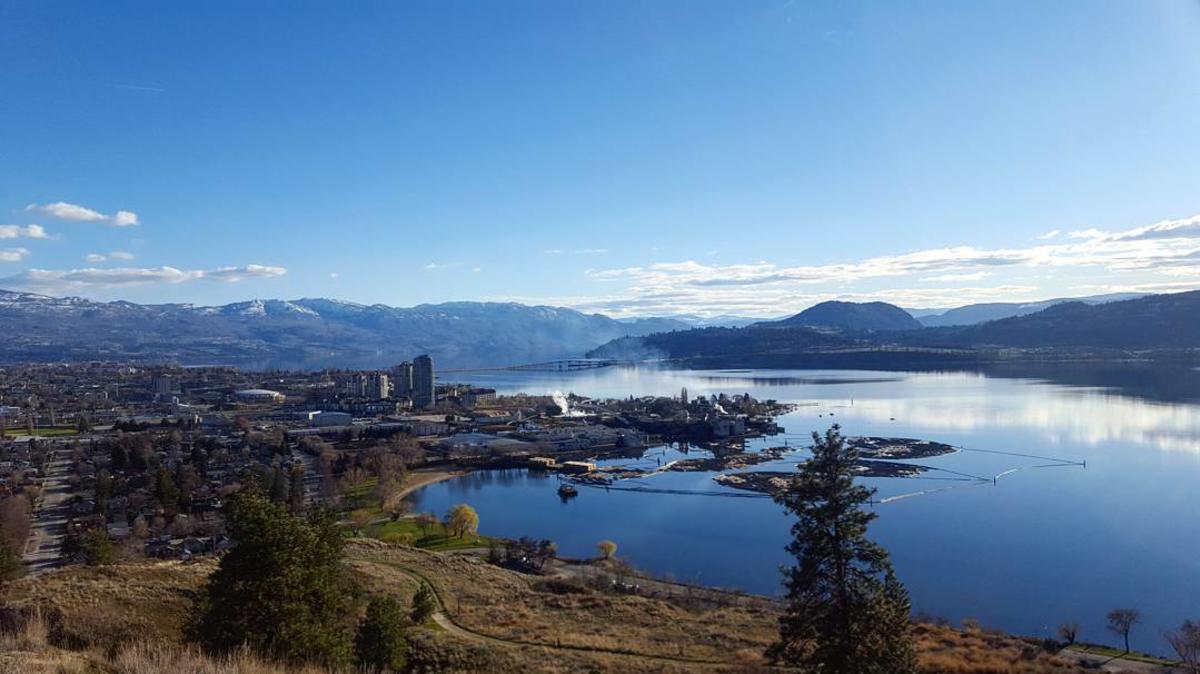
top-left (905, 290), bottom-right (1200, 349)
top-left (589, 290), bottom-right (1200, 365)
top-left (768, 300), bottom-right (922, 331)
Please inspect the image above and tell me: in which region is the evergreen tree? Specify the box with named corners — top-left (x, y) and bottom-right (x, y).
top-left (288, 465), bottom-right (307, 514)
top-left (411, 583), bottom-right (437, 625)
top-left (0, 522), bottom-right (24, 584)
top-left (355, 596), bottom-right (408, 672)
top-left (187, 487), bottom-right (353, 668)
top-left (767, 425), bottom-right (916, 673)
top-left (269, 466), bottom-right (290, 504)
top-left (81, 527), bottom-right (116, 566)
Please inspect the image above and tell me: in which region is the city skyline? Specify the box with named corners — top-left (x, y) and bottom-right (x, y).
top-left (3, 1), bottom-right (1200, 317)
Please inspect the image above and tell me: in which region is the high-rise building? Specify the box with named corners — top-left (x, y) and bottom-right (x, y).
top-left (392, 361), bottom-right (414, 397)
top-left (412, 354), bottom-right (435, 408)
top-left (153, 374), bottom-right (174, 400)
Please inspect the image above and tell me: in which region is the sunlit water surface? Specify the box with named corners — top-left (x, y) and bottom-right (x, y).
top-left (409, 367), bottom-right (1200, 653)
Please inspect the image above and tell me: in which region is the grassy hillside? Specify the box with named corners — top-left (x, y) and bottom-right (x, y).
top-left (0, 541), bottom-right (1128, 673)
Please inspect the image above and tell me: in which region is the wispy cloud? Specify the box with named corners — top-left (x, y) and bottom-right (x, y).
top-left (0, 224), bottom-right (51, 240)
top-left (0, 248), bottom-right (31, 263)
top-left (0, 264), bottom-right (286, 291)
top-left (922, 271), bottom-right (991, 282)
top-left (84, 251), bottom-right (137, 264)
top-left (568, 213), bottom-right (1200, 317)
top-left (26, 202), bottom-right (139, 227)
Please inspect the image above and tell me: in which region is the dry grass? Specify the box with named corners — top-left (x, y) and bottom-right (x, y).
top-left (0, 545), bottom-right (1105, 673)
top-left (1, 559), bottom-right (214, 650)
top-left (916, 624), bottom-right (1089, 673)
top-left (348, 539), bottom-right (780, 664)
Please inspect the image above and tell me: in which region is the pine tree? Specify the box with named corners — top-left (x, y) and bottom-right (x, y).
top-left (187, 487), bottom-right (353, 668)
top-left (355, 596), bottom-right (408, 672)
top-left (288, 465), bottom-right (306, 514)
top-left (767, 425), bottom-right (916, 673)
top-left (411, 583), bottom-right (437, 625)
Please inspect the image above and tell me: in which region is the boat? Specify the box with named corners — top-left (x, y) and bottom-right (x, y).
top-left (557, 484), bottom-right (578, 498)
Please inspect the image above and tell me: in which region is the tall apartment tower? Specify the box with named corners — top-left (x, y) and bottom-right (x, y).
top-left (412, 354), bottom-right (435, 408)
top-left (392, 361), bottom-right (414, 397)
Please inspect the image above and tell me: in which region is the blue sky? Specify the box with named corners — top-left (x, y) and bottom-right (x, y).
top-left (2, 1), bottom-right (1199, 316)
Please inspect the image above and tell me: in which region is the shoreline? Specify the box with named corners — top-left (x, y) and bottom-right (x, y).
top-left (399, 467), bottom-right (471, 499)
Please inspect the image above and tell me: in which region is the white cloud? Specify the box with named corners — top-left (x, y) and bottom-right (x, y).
top-left (424, 262), bottom-right (441, 270)
top-left (204, 265), bottom-right (288, 283)
top-left (329, 272), bottom-right (339, 279)
top-left (84, 251), bottom-right (136, 264)
top-left (922, 271), bottom-right (991, 282)
top-left (0, 248), bottom-right (30, 263)
top-left (112, 210), bottom-right (139, 227)
top-left (0, 264), bottom-right (286, 291)
top-left (570, 212), bottom-right (1200, 317)
top-left (471, 267), bottom-right (482, 273)
top-left (0, 224), bottom-right (51, 240)
top-left (27, 201), bottom-right (139, 227)
top-left (1036, 230), bottom-right (1060, 240)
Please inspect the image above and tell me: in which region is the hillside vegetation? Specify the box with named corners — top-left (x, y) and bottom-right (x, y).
top-left (0, 540), bottom-right (1109, 673)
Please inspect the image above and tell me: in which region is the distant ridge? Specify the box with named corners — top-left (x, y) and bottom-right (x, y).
top-left (769, 301), bottom-right (922, 331)
top-left (589, 290), bottom-right (1200, 365)
top-left (909, 292), bottom-right (1146, 327)
top-left (0, 289), bottom-right (691, 370)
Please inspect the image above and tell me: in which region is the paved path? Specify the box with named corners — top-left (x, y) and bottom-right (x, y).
top-left (23, 447), bottom-right (74, 575)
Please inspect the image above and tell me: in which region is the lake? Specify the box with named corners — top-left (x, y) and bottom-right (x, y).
top-left (409, 365), bottom-right (1200, 654)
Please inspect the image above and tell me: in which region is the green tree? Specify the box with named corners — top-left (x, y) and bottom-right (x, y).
top-left (767, 426), bottom-right (916, 673)
top-left (288, 465), bottom-right (306, 514)
top-left (81, 527), bottom-right (116, 566)
top-left (0, 537), bottom-right (23, 584)
top-left (356, 596), bottom-right (407, 672)
top-left (445, 503), bottom-right (478, 539)
top-left (187, 487), bottom-right (353, 667)
top-left (411, 583), bottom-right (437, 625)
top-left (154, 465), bottom-right (180, 509)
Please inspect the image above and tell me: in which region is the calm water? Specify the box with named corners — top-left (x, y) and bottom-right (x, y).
top-left (410, 366), bottom-right (1200, 653)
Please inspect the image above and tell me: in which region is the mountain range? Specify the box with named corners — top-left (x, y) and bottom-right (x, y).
top-left (589, 290), bottom-right (1200, 367)
top-left (0, 289), bottom-right (691, 370)
top-left (3, 288), bottom-right (1194, 371)
top-left (907, 292), bottom-right (1145, 327)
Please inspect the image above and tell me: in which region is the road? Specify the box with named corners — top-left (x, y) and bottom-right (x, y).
top-left (22, 445), bottom-right (74, 575)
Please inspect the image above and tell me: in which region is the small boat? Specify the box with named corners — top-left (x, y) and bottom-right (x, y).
top-left (557, 484), bottom-right (578, 498)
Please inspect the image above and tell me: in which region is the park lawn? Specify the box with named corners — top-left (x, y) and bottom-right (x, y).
top-left (2, 426), bottom-right (80, 437)
top-left (1069, 642), bottom-right (1175, 666)
top-left (368, 517), bottom-right (496, 552)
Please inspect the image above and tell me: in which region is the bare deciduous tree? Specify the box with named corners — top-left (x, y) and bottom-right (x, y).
top-left (1057, 622), bottom-right (1079, 646)
top-left (1166, 620), bottom-right (1200, 674)
top-left (1107, 608), bottom-right (1141, 653)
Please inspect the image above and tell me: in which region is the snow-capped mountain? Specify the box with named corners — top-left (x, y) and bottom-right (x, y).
top-left (0, 289), bottom-right (690, 370)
